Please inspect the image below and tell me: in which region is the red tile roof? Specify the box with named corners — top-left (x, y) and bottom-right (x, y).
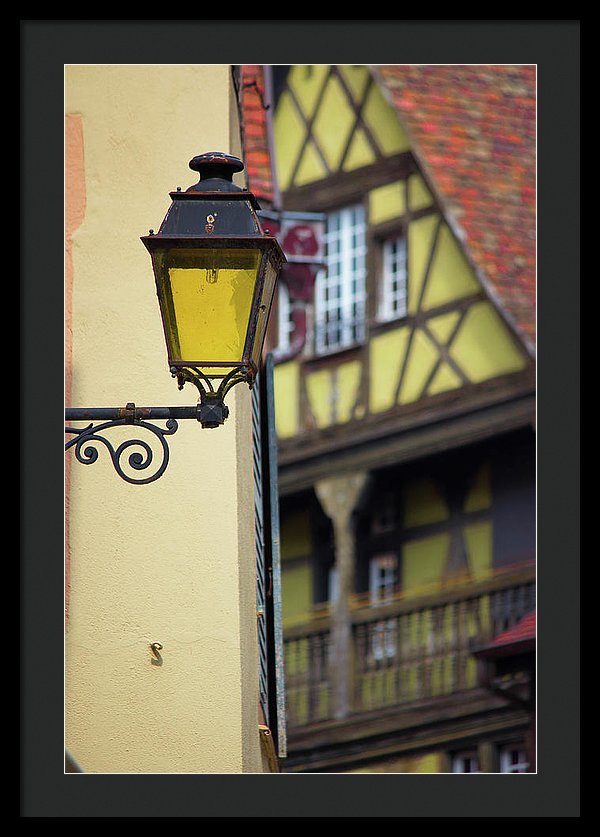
top-left (491, 609), bottom-right (536, 647)
top-left (241, 65), bottom-right (536, 351)
top-left (241, 65), bottom-right (275, 206)
top-left (372, 65), bottom-right (536, 351)
top-left (483, 610), bottom-right (536, 658)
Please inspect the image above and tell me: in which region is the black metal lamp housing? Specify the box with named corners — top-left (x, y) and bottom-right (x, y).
top-left (141, 152), bottom-right (286, 427)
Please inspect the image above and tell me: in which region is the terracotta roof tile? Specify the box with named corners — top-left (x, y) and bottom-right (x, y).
top-left (241, 64), bottom-right (536, 350)
top-left (241, 65), bottom-right (274, 206)
top-left (372, 65), bottom-right (536, 350)
top-left (490, 610), bottom-right (536, 648)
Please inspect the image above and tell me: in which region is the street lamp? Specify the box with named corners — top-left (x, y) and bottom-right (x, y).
top-left (65, 152), bottom-right (285, 482)
top-left (142, 151), bottom-right (285, 426)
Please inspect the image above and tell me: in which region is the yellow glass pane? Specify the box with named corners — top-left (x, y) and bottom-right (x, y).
top-left (161, 249), bottom-right (260, 364)
top-left (251, 259), bottom-right (278, 369)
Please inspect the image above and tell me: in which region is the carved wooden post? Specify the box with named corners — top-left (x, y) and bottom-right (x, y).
top-left (315, 472), bottom-right (369, 720)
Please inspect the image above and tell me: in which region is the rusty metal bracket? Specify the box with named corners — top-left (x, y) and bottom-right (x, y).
top-left (150, 642), bottom-right (163, 666)
top-left (65, 409), bottom-right (180, 485)
top-left (258, 724), bottom-right (279, 773)
top-left (64, 373), bottom-right (252, 483)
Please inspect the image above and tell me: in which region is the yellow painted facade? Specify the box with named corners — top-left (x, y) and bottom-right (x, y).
top-left (269, 64), bottom-right (534, 776)
top-left (450, 300), bottom-right (528, 382)
top-left (274, 64), bottom-right (410, 190)
top-left (280, 510), bottom-right (314, 629)
top-left (65, 65), bottom-right (269, 773)
top-left (271, 64), bottom-right (529, 440)
top-left (273, 360), bottom-right (300, 438)
top-left (271, 66), bottom-right (530, 638)
top-left (369, 327), bottom-right (411, 413)
top-left (368, 180), bottom-right (407, 226)
top-left (403, 478), bottom-right (449, 528)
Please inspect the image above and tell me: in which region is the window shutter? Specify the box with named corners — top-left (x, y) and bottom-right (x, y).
top-left (252, 352), bottom-right (287, 758)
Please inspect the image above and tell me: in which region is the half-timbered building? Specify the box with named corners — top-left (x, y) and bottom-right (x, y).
top-left (241, 63), bottom-right (536, 774)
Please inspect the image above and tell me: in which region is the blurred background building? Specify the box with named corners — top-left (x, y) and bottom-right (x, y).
top-left (242, 64), bottom-right (536, 774)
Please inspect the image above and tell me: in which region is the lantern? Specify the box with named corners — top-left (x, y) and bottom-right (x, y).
top-left (142, 152), bottom-right (285, 427)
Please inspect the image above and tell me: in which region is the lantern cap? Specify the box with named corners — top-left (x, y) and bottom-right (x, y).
top-left (187, 152), bottom-right (245, 194)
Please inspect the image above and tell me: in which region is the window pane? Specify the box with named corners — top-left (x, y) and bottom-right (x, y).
top-left (500, 745), bottom-right (529, 773)
top-left (379, 236), bottom-right (407, 322)
top-left (452, 752), bottom-right (480, 773)
top-left (315, 205), bottom-right (366, 353)
top-left (276, 282), bottom-right (294, 353)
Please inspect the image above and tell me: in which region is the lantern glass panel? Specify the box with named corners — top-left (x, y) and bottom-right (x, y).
top-left (251, 257), bottom-right (279, 369)
top-left (155, 247), bottom-right (262, 366)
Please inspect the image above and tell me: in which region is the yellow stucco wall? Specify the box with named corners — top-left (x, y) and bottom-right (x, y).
top-left (65, 65), bottom-right (265, 773)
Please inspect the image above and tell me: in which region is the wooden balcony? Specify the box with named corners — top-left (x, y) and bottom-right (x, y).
top-left (283, 564), bottom-right (535, 730)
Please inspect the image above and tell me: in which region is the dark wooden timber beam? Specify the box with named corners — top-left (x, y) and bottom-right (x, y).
top-left (278, 390), bottom-right (535, 496)
top-left (283, 692), bottom-right (529, 772)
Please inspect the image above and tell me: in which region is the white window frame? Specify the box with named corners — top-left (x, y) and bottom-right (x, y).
top-left (378, 234), bottom-right (408, 322)
top-left (499, 744), bottom-right (529, 773)
top-left (315, 204), bottom-right (367, 354)
top-left (452, 752), bottom-right (481, 773)
top-left (369, 554), bottom-right (398, 605)
top-left (276, 281), bottom-right (294, 353)
top-left (328, 566), bottom-right (339, 605)
top-left (369, 554), bottom-right (398, 660)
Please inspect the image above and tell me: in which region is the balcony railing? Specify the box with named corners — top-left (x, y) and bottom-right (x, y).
top-left (283, 565), bottom-right (535, 728)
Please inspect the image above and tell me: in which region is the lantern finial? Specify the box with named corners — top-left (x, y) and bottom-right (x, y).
top-left (187, 152), bottom-right (245, 193)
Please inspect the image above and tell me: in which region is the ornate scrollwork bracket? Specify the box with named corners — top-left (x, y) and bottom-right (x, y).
top-left (65, 412), bottom-right (179, 485)
top-left (65, 367), bottom-right (254, 484)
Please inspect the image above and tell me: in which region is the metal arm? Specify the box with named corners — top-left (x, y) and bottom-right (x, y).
top-left (65, 366), bottom-right (253, 485)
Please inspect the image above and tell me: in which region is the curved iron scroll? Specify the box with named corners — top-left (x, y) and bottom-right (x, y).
top-left (172, 364), bottom-right (254, 399)
top-left (65, 368), bottom-right (254, 482)
top-left (171, 365), bottom-right (254, 429)
top-left (65, 417), bottom-right (179, 485)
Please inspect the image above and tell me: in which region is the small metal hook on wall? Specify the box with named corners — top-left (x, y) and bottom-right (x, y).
top-left (150, 642), bottom-right (163, 666)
